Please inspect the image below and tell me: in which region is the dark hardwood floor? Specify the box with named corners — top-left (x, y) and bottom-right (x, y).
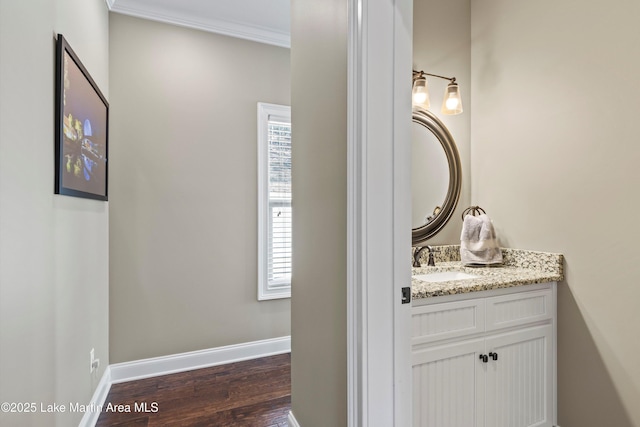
top-left (96, 353), bottom-right (291, 427)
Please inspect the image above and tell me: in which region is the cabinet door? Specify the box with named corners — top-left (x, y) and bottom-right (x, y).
top-left (485, 325), bottom-right (553, 427)
top-left (412, 339), bottom-right (486, 427)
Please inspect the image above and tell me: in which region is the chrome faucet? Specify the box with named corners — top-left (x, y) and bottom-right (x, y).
top-left (413, 246), bottom-right (436, 267)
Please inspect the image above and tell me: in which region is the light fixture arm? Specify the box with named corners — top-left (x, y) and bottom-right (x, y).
top-left (413, 69), bottom-right (456, 85)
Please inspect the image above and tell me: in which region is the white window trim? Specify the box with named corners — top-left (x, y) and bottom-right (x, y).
top-left (257, 102), bottom-right (292, 300)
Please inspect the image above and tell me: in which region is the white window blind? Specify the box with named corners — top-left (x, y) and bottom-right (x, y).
top-left (267, 121), bottom-right (292, 285)
top-left (258, 103), bottom-right (292, 300)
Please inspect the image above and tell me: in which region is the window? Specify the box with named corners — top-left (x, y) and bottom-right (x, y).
top-left (257, 103), bottom-right (292, 300)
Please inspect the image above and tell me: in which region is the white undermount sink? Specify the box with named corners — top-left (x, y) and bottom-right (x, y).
top-left (413, 271), bottom-right (479, 283)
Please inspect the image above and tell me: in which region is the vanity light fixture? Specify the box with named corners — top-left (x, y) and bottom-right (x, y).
top-left (412, 70), bottom-right (463, 115)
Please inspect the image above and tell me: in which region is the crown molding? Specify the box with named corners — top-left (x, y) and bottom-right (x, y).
top-left (107, 0), bottom-right (290, 48)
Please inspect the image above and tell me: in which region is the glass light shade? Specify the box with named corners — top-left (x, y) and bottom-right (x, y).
top-left (412, 77), bottom-right (430, 109)
top-left (441, 82), bottom-right (463, 115)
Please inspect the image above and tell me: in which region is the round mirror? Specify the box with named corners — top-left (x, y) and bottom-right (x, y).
top-left (412, 121), bottom-right (448, 228)
top-left (412, 108), bottom-right (461, 245)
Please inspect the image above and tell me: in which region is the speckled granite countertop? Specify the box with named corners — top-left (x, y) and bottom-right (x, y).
top-left (411, 245), bottom-right (564, 299)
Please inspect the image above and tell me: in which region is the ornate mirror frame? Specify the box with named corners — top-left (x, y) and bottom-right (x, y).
top-left (412, 108), bottom-right (462, 245)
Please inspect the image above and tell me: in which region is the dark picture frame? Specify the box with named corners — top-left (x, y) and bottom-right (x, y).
top-left (55, 34), bottom-right (108, 201)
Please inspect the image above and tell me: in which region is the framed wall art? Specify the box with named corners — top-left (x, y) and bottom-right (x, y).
top-left (55, 34), bottom-right (108, 201)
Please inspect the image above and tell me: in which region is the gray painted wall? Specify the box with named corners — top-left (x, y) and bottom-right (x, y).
top-left (0, 0), bottom-right (109, 425)
top-left (471, 0), bottom-right (640, 425)
top-left (108, 14), bottom-right (291, 363)
top-left (290, 0), bottom-right (348, 424)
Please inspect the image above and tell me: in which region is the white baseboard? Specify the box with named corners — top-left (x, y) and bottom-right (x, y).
top-left (288, 410), bottom-right (301, 427)
top-left (110, 336), bottom-right (291, 384)
top-left (78, 336), bottom-right (290, 427)
top-left (78, 366), bottom-right (112, 427)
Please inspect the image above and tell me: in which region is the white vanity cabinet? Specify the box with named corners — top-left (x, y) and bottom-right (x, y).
top-left (411, 283), bottom-right (556, 427)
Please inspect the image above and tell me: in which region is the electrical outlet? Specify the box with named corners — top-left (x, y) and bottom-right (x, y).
top-left (90, 348), bottom-right (100, 374)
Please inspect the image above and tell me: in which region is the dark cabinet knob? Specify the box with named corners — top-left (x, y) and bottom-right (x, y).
top-left (479, 354), bottom-right (488, 363)
top-left (489, 352), bottom-right (498, 361)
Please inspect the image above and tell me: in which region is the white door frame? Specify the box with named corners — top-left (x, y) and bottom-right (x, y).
top-left (347, 0), bottom-right (413, 425)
